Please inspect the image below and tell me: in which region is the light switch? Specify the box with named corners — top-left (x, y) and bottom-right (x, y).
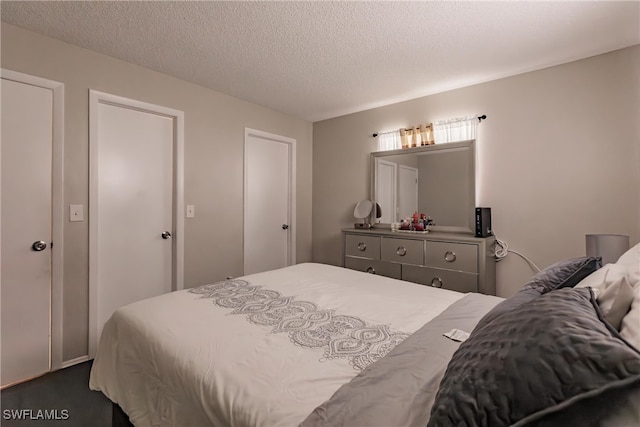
top-left (69, 204), bottom-right (84, 222)
top-left (186, 205), bottom-right (195, 218)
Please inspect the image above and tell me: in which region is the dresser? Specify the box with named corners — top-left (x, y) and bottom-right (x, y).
top-left (342, 228), bottom-right (496, 295)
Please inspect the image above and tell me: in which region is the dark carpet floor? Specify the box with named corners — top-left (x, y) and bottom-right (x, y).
top-left (1, 361), bottom-right (111, 427)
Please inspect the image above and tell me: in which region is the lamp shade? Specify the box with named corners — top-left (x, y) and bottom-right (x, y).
top-left (586, 234), bottom-right (630, 265)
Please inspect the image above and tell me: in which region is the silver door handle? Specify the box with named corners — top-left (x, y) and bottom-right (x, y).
top-left (32, 240), bottom-right (47, 251)
top-left (282, 224), bottom-right (289, 230)
top-left (161, 231), bottom-right (172, 239)
top-left (431, 277), bottom-right (443, 288)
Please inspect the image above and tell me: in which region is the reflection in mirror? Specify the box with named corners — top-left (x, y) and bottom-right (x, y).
top-left (371, 140), bottom-right (475, 233)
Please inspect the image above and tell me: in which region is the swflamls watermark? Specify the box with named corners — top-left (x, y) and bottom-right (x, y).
top-left (2, 409), bottom-right (70, 421)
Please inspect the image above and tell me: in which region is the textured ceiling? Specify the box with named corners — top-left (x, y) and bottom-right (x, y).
top-left (2, 1), bottom-right (638, 122)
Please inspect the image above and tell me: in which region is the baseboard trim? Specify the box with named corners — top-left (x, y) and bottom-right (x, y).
top-left (1, 372), bottom-right (48, 390)
top-left (61, 355), bottom-right (90, 369)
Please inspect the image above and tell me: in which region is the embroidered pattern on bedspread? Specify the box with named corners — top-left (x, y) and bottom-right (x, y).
top-left (189, 279), bottom-right (409, 370)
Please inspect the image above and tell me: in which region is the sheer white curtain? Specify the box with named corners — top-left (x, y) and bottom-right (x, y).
top-left (377, 130), bottom-right (402, 151)
top-left (376, 116), bottom-right (476, 151)
top-left (377, 125), bottom-right (433, 151)
top-left (433, 115), bottom-right (478, 144)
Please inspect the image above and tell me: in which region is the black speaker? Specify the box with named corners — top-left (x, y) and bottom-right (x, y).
top-left (475, 207), bottom-right (492, 237)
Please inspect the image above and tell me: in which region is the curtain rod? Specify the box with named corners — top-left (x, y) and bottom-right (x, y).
top-left (372, 114), bottom-right (487, 137)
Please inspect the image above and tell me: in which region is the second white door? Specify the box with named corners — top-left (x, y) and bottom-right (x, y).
top-left (89, 91), bottom-right (184, 356)
top-left (244, 129), bottom-right (295, 275)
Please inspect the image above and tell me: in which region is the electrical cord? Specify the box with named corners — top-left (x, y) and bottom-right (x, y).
top-left (493, 232), bottom-right (541, 272)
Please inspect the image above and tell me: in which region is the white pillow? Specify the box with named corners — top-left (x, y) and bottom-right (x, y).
top-left (616, 243), bottom-right (640, 289)
top-left (576, 263), bottom-right (627, 289)
top-left (619, 285), bottom-right (640, 351)
top-left (576, 264), bottom-right (634, 330)
top-left (577, 243), bottom-right (640, 349)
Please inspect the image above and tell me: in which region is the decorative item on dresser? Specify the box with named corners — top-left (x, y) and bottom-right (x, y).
top-left (342, 228), bottom-right (496, 295)
top-left (353, 199), bottom-right (374, 229)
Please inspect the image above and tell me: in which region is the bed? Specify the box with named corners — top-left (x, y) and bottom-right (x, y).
top-left (90, 248), bottom-right (640, 427)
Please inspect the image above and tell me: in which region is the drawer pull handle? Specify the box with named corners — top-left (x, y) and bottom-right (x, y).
top-left (366, 267), bottom-right (376, 274)
top-left (431, 277), bottom-right (443, 288)
top-left (396, 246), bottom-right (407, 256)
top-left (444, 251), bottom-right (456, 262)
top-left (357, 242), bottom-right (367, 251)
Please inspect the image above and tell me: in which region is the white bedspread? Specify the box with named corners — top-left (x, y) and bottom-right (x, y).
top-left (89, 263), bottom-right (464, 427)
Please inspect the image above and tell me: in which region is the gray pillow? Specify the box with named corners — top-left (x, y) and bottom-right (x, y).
top-left (475, 256), bottom-right (601, 330)
top-left (428, 287), bottom-right (640, 427)
top-left (521, 256), bottom-right (601, 293)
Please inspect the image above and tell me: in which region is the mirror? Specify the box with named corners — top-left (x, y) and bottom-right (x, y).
top-left (370, 139), bottom-right (476, 233)
top-left (353, 200), bottom-right (373, 228)
top-left (354, 200), bottom-right (373, 220)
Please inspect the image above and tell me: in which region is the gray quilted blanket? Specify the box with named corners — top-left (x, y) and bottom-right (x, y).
top-left (300, 292), bottom-right (502, 427)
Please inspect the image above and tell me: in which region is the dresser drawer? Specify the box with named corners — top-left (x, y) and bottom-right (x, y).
top-left (402, 265), bottom-right (478, 293)
top-left (426, 241), bottom-right (478, 273)
top-left (345, 257), bottom-right (402, 279)
top-left (381, 238), bottom-right (424, 266)
top-left (345, 234), bottom-right (380, 259)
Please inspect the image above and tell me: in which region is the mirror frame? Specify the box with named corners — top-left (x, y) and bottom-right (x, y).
top-left (370, 139), bottom-right (476, 234)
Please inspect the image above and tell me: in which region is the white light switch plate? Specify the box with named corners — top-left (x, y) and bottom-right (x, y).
top-left (69, 204), bottom-right (84, 222)
top-left (186, 205), bottom-right (195, 218)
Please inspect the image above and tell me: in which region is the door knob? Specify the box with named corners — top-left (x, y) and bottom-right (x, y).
top-left (282, 224), bottom-right (289, 230)
top-left (161, 231), bottom-right (172, 239)
top-left (32, 241), bottom-right (47, 251)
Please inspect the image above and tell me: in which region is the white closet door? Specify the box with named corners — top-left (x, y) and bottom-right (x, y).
top-left (91, 96), bottom-right (177, 354)
top-left (244, 129), bottom-right (295, 275)
top-left (1, 78), bottom-right (52, 386)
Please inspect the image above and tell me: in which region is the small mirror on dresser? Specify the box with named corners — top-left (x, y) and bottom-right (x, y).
top-left (370, 139), bottom-right (476, 234)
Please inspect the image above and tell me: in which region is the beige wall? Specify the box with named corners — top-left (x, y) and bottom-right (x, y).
top-left (313, 45), bottom-right (640, 298)
top-left (1, 24), bottom-right (313, 361)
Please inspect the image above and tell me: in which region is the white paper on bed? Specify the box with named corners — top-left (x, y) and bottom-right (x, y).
top-left (89, 263), bottom-right (464, 427)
